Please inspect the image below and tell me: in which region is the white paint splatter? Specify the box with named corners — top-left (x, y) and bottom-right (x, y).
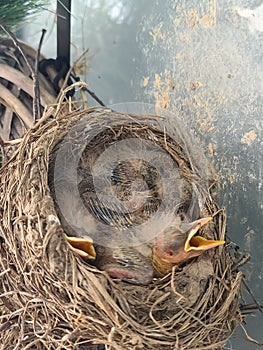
top-left (237, 3), bottom-right (263, 33)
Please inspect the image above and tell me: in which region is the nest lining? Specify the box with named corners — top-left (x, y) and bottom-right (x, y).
top-left (0, 103), bottom-right (242, 350)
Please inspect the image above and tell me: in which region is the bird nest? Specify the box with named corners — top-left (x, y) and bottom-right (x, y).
top-left (0, 102), bottom-right (243, 350)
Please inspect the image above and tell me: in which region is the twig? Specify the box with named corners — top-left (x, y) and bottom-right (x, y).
top-left (56, 49), bottom-right (90, 101)
top-left (70, 73), bottom-right (107, 106)
top-left (57, 47), bottom-right (106, 107)
top-left (240, 303), bottom-right (263, 311)
top-left (231, 253), bottom-right (250, 272)
top-left (0, 23), bottom-right (34, 76)
top-left (34, 29), bottom-right (47, 121)
top-left (0, 136), bottom-right (5, 166)
top-left (242, 278), bottom-right (263, 313)
top-left (1, 139), bottom-right (22, 145)
top-left (0, 316), bottom-right (19, 333)
top-left (71, 73), bottom-right (106, 106)
top-left (83, 85), bottom-right (106, 106)
top-left (57, 0), bottom-right (77, 20)
top-left (240, 324), bottom-right (263, 346)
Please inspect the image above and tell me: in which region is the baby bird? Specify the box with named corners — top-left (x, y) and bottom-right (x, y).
top-left (59, 159), bottom-right (224, 285)
top-left (152, 216), bottom-right (224, 276)
top-left (66, 215), bottom-right (224, 285)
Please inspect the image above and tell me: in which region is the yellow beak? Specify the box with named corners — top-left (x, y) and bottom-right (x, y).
top-left (184, 217), bottom-right (225, 252)
top-left (65, 235), bottom-right (96, 261)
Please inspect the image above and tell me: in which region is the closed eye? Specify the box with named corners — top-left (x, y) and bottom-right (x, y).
top-left (166, 249), bottom-right (174, 256)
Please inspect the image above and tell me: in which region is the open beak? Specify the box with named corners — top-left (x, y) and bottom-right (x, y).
top-left (184, 217), bottom-right (225, 252)
top-left (65, 235), bottom-right (96, 261)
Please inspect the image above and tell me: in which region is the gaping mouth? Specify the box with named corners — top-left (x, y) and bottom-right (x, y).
top-left (66, 235), bottom-right (96, 260)
top-left (184, 217), bottom-right (225, 252)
